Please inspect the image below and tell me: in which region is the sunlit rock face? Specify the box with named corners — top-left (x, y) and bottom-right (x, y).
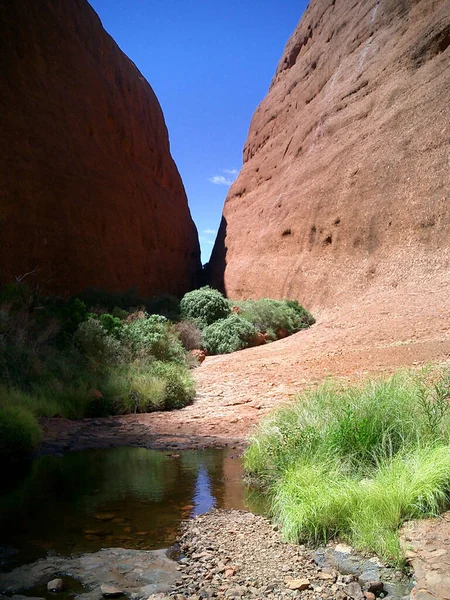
top-left (209, 0), bottom-right (450, 308)
top-left (0, 0), bottom-right (201, 297)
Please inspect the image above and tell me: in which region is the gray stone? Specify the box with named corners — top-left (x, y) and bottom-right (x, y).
top-left (0, 548), bottom-right (178, 599)
top-left (100, 584), bottom-right (124, 597)
top-left (344, 582), bottom-right (364, 599)
top-left (47, 578), bottom-right (65, 592)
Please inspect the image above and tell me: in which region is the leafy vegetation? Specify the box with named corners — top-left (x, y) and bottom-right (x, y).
top-left (0, 284), bottom-right (195, 462)
top-left (202, 314), bottom-right (257, 355)
top-left (0, 281), bottom-right (314, 461)
top-left (178, 287), bottom-right (314, 355)
top-left (180, 286), bottom-right (231, 327)
top-left (244, 369), bottom-right (450, 565)
top-left (234, 298), bottom-right (315, 339)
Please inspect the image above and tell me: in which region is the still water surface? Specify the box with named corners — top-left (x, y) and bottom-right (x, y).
top-left (0, 447), bottom-right (263, 570)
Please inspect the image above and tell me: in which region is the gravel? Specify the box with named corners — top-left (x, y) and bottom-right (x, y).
top-left (167, 509), bottom-right (366, 600)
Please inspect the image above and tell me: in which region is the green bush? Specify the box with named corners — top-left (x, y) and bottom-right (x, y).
top-left (99, 313), bottom-right (123, 337)
top-left (0, 403), bottom-right (42, 462)
top-left (235, 298), bottom-right (314, 336)
top-left (148, 361), bottom-right (196, 409)
top-left (74, 318), bottom-right (125, 368)
top-left (244, 369), bottom-right (450, 564)
top-left (180, 286), bottom-right (230, 328)
top-left (122, 314), bottom-right (185, 363)
top-left (202, 314), bottom-right (257, 355)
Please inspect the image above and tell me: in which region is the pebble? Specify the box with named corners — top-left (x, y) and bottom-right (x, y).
top-left (100, 584), bottom-right (124, 597)
top-left (285, 578), bottom-right (310, 591)
top-left (47, 578), bottom-right (64, 592)
top-left (171, 509), bottom-right (365, 600)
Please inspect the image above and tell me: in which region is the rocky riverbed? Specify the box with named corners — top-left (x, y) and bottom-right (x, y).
top-left (169, 510), bottom-right (410, 600)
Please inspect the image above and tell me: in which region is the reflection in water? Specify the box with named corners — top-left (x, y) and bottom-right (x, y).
top-left (0, 448), bottom-right (264, 571)
top-left (192, 466), bottom-right (216, 516)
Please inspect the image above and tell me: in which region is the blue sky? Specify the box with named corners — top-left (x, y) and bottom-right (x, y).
top-left (89, 0), bottom-right (308, 263)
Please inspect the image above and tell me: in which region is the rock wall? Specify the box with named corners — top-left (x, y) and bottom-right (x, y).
top-left (0, 0), bottom-right (200, 298)
top-left (209, 0), bottom-right (450, 308)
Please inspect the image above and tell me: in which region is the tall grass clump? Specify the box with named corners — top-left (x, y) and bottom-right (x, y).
top-left (244, 369), bottom-right (450, 565)
top-left (0, 400), bottom-right (42, 463)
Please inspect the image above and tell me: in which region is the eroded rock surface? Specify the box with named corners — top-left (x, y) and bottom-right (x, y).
top-left (401, 512), bottom-right (450, 600)
top-left (209, 0), bottom-right (450, 308)
top-left (0, 0), bottom-right (200, 297)
top-left (0, 548), bottom-right (178, 600)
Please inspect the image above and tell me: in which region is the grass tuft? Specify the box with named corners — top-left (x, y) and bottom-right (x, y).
top-left (244, 368), bottom-right (450, 565)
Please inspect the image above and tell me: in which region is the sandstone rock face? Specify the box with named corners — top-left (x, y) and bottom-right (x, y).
top-left (0, 0), bottom-right (200, 298)
top-left (209, 0), bottom-right (450, 308)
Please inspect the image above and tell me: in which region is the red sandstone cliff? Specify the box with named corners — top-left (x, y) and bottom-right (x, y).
top-left (0, 0), bottom-right (200, 298)
top-left (209, 0), bottom-right (450, 308)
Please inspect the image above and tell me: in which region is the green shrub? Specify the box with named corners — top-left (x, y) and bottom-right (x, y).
top-left (0, 307), bottom-right (61, 387)
top-left (284, 299), bottom-right (316, 327)
top-left (202, 314), bottom-right (257, 355)
top-left (235, 298), bottom-right (314, 337)
top-left (123, 315), bottom-right (185, 363)
top-left (58, 298), bottom-right (90, 336)
top-left (180, 286), bottom-right (230, 328)
top-left (0, 286), bottom-right (196, 460)
top-left (74, 318), bottom-right (125, 367)
top-left (0, 403), bottom-right (42, 462)
top-left (148, 361), bottom-right (195, 409)
top-left (99, 313), bottom-right (123, 337)
top-left (244, 369), bottom-right (450, 564)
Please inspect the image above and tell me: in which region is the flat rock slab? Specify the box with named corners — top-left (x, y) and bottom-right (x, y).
top-left (0, 548), bottom-right (178, 600)
top-left (401, 512), bottom-right (450, 600)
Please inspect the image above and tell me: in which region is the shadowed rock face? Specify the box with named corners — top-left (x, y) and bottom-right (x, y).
top-left (0, 0), bottom-right (200, 298)
top-left (209, 0), bottom-right (450, 308)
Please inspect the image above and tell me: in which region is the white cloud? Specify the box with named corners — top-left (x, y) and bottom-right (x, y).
top-left (204, 229), bottom-right (217, 235)
top-left (208, 175), bottom-right (233, 186)
top-left (223, 168), bottom-right (238, 175)
top-left (199, 236), bottom-right (215, 247)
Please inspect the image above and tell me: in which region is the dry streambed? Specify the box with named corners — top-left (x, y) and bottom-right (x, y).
top-left (167, 510), bottom-right (410, 600)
